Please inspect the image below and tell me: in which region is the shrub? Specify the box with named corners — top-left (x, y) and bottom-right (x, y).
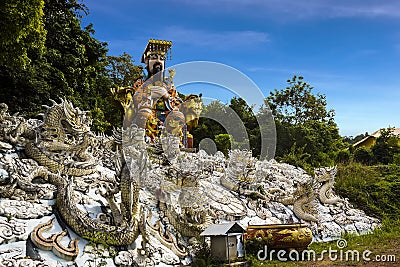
top-left (392, 154), bottom-right (400, 165)
top-left (336, 149), bottom-right (351, 165)
top-left (335, 163), bottom-right (400, 219)
top-left (215, 134), bottom-right (232, 156)
top-left (353, 147), bottom-right (373, 165)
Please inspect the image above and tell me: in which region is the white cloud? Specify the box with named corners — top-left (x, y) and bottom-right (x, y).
top-left (171, 0), bottom-right (400, 19)
top-left (156, 26), bottom-right (270, 49)
top-left (96, 27), bottom-right (270, 57)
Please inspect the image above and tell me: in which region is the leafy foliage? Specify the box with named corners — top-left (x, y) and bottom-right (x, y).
top-left (0, 0), bottom-right (46, 69)
top-left (342, 132), bottom-right (369, 145)
top-left (372, 127), bottom-right (400, 164)
top-left (192, 97), bottom-right (264, 157)
top-left (0, 0), bottom-right (144, 133)
top-left (267, 75), bottom-right (335, 124)
top-left (190, 240), bottom-right (218, 267)
top-left (335, 149), bottom-right (351, 164)
top-left (353, 147), bottom-right (373, 165)
top-left (229, 97), bottom-right (263, 156)
top-left (191, 100), bottom-right (226, 149)
top-left (192, 76), bottom-right (344, 169)
top-left (335, 163), bottom-right (400, 219)
top-left (214, 134), bottom-right (232, 156)
top-left (106, 52), bottom-right (143, 88)
top-left (350, 127), bottom-right (400, 166)
top-left (265, 76), bottom-right (344, 170)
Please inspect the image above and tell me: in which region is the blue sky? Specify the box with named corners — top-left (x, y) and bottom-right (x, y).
top-left (83, 0), bottom-right (400, 137)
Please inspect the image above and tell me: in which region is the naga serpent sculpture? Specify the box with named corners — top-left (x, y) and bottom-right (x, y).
top-left (292, 182), bottom-right (318, 222)
top-left (315, 166), bottom-right (341, 205)
top-left (0, 95), bottom-right (383, 267)
top-left (1, 98), bottom-right (211, 249)
top-left (1, 99), bottom-right (142, 246)
top-left (24, 99), bottom-right (97, 177)
top-left (220, 150), bottom-right (319, 223)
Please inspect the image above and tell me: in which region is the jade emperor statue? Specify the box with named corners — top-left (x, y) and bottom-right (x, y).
top-left (120, 39), bottom-right (200, 147)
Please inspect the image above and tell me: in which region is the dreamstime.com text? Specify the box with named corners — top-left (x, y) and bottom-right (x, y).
top-left (257, 239), bottom-right (396, 263)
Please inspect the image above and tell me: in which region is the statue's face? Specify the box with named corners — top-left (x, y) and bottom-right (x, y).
top-left (146, 53), bottom-right (165, 76)
top-left (171, 99), bottom-right (182, 110)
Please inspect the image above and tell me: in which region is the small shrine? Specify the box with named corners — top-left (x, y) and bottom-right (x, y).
top-left (200, 222), bottom-right (246, 263)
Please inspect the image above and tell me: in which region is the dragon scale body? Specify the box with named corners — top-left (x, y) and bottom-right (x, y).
top-left (21, 100), bottom-right (140, 245)
top-left (24, 99), bottom-right (96, 176)
top-left (316, 166), bottom-right (340, 205)
top-left (159, 202), bottom-right (211, 237)
top-left (46, 170), bottom-right (140, 246)
top-left (25, 142), bottom-right (95, 176)
top-left (293, 193), bottom-right (318, 222)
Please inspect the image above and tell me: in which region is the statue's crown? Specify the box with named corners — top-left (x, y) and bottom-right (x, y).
top-left (141, 39), bottom-right (172, 63)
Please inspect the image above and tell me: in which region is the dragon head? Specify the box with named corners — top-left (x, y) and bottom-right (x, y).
top-left (314, 166), bottom-right (337, 182)
top-left (62, 99), bottom-right (92, 134)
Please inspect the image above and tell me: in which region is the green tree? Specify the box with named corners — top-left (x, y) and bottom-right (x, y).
top-left (267, 75), bottom-right (335, 124)
top-left (107, 52), bottom-right (143, 88)
top-left (0, 0), bottom-right (46, 69)
top-left (0, 0), bottom-right (124, 132)
top-left (336, 149), bottom-right (351, 165)
top-left (353, 147), bottom-right (373, 165)
top-left (192, 99), bottom-right (260, 154)
top-left (273, 119), bottom-right (342, 170)
top-left (343, 132), bottom-right (369, 145)
top-left (372, 128), bottom-right (400, 164)
top-left (266, 75), bottom-right (344, 169)
top-left (229, 97), bottom-right (261, 156)
top-left (42, 0), bottom-right (108, 110)
top-left (193, 97), bottom-right (277, 159)
top-left (214, 134), bottom-right (232, 156)
top-left (279, 142), bottom-right (312, 172)
top-left (192, 100), bottom-right (226, 148)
